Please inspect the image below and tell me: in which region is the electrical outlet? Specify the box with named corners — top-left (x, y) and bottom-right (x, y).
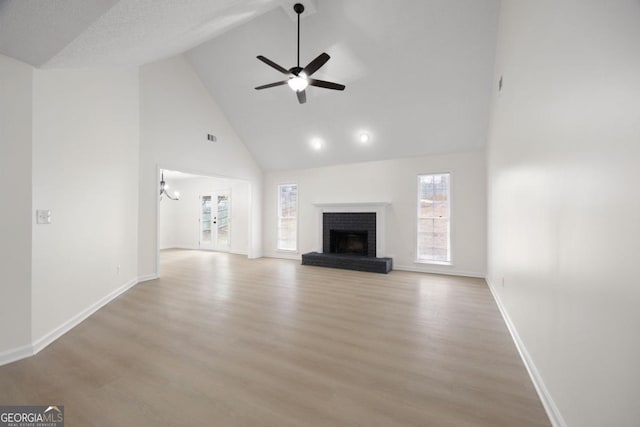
top-left (36, 210), bottom-right (52, 224)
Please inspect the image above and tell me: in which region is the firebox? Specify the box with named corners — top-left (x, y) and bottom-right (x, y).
top-left (330, 230), bottom-right (368, 256)
top-left (323, 212), bottom-right (376, 257)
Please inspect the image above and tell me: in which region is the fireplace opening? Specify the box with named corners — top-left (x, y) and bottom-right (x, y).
top-left (323, 212), bottom-right (376, 257)
top-left (330, 230), bottom-right (368, 256)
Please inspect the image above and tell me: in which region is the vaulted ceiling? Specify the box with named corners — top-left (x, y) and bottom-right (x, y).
top-left (0, 0), bottom-right (500, 171)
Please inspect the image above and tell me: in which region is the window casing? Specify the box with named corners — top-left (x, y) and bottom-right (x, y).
top-left (417, 173), bottom-right (451, 263)
top-left (277, 184), bottom-right (298, 251)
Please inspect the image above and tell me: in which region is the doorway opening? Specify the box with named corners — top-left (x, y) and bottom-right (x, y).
top-left (158, 168), bottom-right (252, 275)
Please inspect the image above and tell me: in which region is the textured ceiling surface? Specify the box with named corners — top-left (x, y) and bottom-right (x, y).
top-left (46, 0), bottom-right (284, 68)
top-left (0, 0), bottom-right (500, 171)
top-left (0, 0), bottom-right (119, 66)
top-left (186, 0), bottom-right (500, 170)
top-left (0, 0), bottom-right (283, 68)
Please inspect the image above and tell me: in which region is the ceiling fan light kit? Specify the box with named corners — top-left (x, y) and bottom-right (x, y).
top-left (255, 3), bottom-right (345, 104)
top-left (287, 73), bottom-right (308, 91)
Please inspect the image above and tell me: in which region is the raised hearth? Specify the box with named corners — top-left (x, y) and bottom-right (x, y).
top-left (301, 252), bottom-right (393, 274)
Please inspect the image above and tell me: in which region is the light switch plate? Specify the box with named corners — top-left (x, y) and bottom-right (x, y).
top-left (36, 210), bottom-right (51, 224)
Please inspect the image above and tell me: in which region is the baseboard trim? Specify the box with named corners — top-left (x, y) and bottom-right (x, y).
top-left (0, 343), bottom-right (33, 367)
top-left (485, 278), bottom-right (566, 427)
top-left (0, 275), bottom-right (149, 367)
top-left (394, 264), bottom-right (485, 278)
top-left (137, 274), bottom-right (159, 283)
top-left (264, 253), bottom-right (302, 261)
top-left (231, 251), bottom-right (249, 256)
top-left (161, 246), bottom-right (249, 257)
top-left (32, 277), bottom-right (140, 355)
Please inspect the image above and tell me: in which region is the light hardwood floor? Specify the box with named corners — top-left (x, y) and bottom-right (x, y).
top-left (0, 250), bottom-right (550, 426)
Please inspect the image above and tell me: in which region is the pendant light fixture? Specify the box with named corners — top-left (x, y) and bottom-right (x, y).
top-left (160, 171), bottom-right (179, 201)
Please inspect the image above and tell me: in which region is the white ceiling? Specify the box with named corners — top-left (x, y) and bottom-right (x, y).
top-left (0, 0), bottom-right (284, 67)
top-left (0, 0), bottom-right (119, 66)
top-left (0, 0), bottom-right (500, 172)
top-left (162, 170), bottom-right (201, 181)
top-left (187, 0), bottom-right (500, 171)
top-left (162, 169), bottom-right (231, 187)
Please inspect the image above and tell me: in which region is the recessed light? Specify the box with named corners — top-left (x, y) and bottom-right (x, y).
top-left (359, 133), bottom-right (370, 143)
top-left (310, 138), bottom-right (324, 151)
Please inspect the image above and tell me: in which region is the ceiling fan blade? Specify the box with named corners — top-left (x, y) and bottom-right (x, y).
top-left (302, 52), bottom-right (330, 76)
top-left (257, 55), bottom-right (290, 74)
top-left (297, 90), bottom-right (307, 104)
top-left (255, 81), bottom-right (288, 90)
top-left (308, 79), bottom-right (346, 91)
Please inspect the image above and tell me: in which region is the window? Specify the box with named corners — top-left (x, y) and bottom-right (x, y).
top-left (277, 184), bottom-right (298, 251)
top-left (417, 173), bottom-right (451, 263)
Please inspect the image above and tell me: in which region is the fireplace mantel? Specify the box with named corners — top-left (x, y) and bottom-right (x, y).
top-left (313, 202), bottom-right (390, 257)
top-left (312, 202), bottom-right (391, 209)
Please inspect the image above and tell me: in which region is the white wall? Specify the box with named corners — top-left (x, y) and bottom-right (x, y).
top-left (138, 55), bottom-right (263, 279)
top-left (31, 68), bottom-right (140, 343)
top-left (264, 151), bottom-right (486, 277)
top-left (487, 1), bottom-right (640, 426)
top-left (159, 175), bottom-right (250, 255)
top-left (0, 54), bottom-right (33, 359)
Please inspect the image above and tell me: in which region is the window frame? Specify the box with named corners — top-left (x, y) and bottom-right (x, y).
top-left (415, 172), bottom-right (452, 265)
top-left (276, 183), bottom-right (299, 252)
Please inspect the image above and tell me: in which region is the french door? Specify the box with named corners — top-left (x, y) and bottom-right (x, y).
top-left (199, 191), bottom-right (231, 251)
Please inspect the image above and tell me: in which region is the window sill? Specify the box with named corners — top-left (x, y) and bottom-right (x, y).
top-left (277, 249), bottom-right (299, 254)
top-left (414, 260), bottom-right (453, 266)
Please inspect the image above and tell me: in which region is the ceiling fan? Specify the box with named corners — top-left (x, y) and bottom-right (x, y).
top-left (255, 2), bottom-right (345, 104)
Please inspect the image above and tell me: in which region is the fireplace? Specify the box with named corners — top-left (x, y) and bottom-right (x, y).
top-left (302, 209), bottom-right (392, 273)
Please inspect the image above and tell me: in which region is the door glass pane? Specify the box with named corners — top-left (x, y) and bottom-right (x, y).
top-left (201, 196), bottom-right (212, 243)
top-left (217, 194), bottom-right (229, 247)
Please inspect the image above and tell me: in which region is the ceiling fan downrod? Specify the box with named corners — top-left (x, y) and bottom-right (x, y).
top-left (295, 3), bottom-right (304, 69)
